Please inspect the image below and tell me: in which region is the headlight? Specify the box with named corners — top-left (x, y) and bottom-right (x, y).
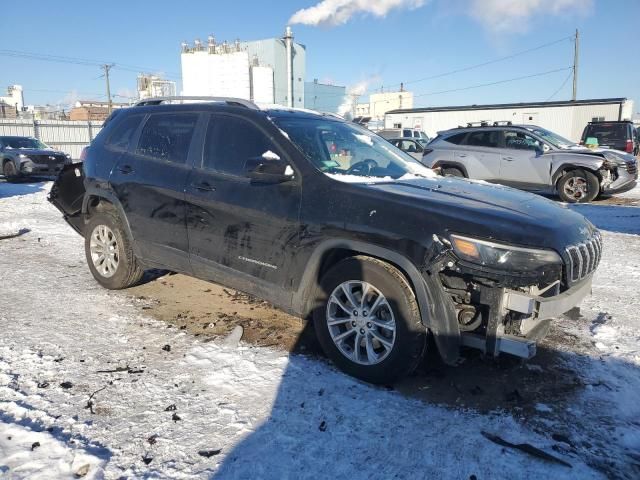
top-left (450, 234), bottom-right (562, 272)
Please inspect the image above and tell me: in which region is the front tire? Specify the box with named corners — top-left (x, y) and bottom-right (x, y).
top-left (84, 210), bottom-right (143, 289)
top-left (557, 169), bottom-right (599, 203)
top-left (313, 256), bottom-right (426, 384)
top-left (442, 167), bottom-right (464, 177)
top-left (2, 160), bottom-right (19, 181)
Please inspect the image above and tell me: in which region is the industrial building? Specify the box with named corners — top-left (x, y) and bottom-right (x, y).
top-left (137, 74), bottom-right (177, 100)
top-left (356, 88), bottom-right (414, 129)
top-left (180, 27), bottom-right (306, 107)
top-left (0, 85), bottom-right (24, 112)
top-left (304, 79), bottom-right (345, 113)
top-left (385, 98), bottom-right (634, 142)
top-left (70, 100), bottom-right (128, 121)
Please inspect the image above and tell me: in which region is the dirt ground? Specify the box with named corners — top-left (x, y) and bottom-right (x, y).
top-left (127, 271), bottom-right (590, 415)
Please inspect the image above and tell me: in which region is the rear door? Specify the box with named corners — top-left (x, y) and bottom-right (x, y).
top-left (185, 113), bottom-right (302, 292)
top-left (499, 129), bottom-right (551, 189)
top-left (113, 111), bottom-right (201, 272)
top-left (454, 130), bottom-right (502, 180)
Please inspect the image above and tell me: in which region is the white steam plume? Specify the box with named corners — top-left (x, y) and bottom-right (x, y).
top-left (290, 0), bottom-right (426, 27)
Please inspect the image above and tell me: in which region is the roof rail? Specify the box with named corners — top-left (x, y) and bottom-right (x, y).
top-left (492, 121), bottom-right (513, 126)
top-left (466, 121), bottom-right (489, 127)
top-left (134, 96), bottom-right (259, 110)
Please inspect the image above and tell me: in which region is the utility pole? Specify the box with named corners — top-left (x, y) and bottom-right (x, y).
top-left (572, 29), bottom-right (579, 101)
top-left (102, 64), bottom-right (114, 114)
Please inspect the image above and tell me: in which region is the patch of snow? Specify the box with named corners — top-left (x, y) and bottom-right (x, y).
top-left (0, 422), bottom-right (105, 479)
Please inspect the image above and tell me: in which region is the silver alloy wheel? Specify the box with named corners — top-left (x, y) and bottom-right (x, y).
top-left (563, 175), bottom-right (588, 200)
top-left (89, 225), bottom-right (119, 278)
top-left (326, 280), bottom-right (397, 365)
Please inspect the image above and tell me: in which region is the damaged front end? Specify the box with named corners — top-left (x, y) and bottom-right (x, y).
top-left (47, 162), bottom-right (86, 235)
top-left (599, 153), bottom-right (638, 194)
top-left (424, 233), bottom-right (599, 362)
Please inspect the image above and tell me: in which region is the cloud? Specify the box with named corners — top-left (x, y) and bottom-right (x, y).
top-left (289, 0), bottom-right (426, 27)
top-left (468, 0), bottom-right (592, 33)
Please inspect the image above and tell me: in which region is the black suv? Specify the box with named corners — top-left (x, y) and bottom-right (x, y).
top-left (581, 120), bottom-right (639, 155)
top-left (50, 97), bottom-right (600, 384)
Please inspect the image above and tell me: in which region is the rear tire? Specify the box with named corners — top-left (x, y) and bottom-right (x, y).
top-left (442, 167), bottom-right (464, 177)
top-left (313, 256), bottom-right (426, 384)
top-left (2, 160), bottom-right (19, 181)
top-left (557, 169), bottom-right (599, 203)
top-left (84, 210), bottom-right (143, 289)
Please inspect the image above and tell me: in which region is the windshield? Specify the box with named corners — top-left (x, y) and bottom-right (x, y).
top-left (526, 127), bottom-right (575, 148)
top-left (273, 117), bottom-right (436, 181)
top-left (1, 136), bottom-right (50, 150)
top-left (583, 123), bottom-right (627, 144)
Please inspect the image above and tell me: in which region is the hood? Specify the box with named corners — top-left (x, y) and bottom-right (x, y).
top-left (11, 149), bottom-right (67, 157)
top-left (341, 175), bottom-right (596, 252)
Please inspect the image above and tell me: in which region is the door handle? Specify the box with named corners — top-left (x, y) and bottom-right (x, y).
top-left (192, 182), bottom-right (216, 192)
top-left (457, 154), bottom-right (467, 158)
top-left (117, 164), bottom-right (134, 174)
top-left (503, 156), bottom-right (514, 161)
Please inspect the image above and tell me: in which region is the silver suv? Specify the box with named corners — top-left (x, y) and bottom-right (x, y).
top-left (423, 124), bottom-right (638, 203)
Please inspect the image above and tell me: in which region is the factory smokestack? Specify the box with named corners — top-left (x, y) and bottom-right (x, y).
top-left (284, 26), bottom-right (293, 107)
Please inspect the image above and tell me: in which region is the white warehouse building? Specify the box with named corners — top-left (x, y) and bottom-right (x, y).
top-left (385, 98), bottom-right (634, 142)
top-left (180, 27), bottom-right (306, 107)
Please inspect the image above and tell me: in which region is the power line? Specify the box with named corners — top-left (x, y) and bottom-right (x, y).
top-left (0, 49), bottom-right (181, 79)
top-left (546, 70), bottom-right (573, 101)
top-left (365, 34), bottom-right (575, 95)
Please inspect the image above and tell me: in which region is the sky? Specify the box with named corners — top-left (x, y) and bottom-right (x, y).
top-left (0, 0), bottom-right (638, 113)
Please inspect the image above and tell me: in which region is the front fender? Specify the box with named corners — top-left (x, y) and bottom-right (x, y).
top-left (294, 238), bottom-right (461, 365)
top-left (551, 155), bottom-right (604, 184)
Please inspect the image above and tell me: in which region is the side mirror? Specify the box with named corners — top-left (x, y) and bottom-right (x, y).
top-left (542, 144), bottom-right (550, 153)
top-left (245, 151), bottom-right (294, 184)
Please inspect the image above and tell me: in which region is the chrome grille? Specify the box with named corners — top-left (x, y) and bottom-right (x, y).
top-left (565, 232), bottom-right (602, 284)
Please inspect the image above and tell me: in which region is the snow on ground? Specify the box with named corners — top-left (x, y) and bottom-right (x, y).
top-left (0, 180), bottom-right (639, 479)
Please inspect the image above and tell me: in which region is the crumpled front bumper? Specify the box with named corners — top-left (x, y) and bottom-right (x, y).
top-left (461, 276), bottom-right (592, 359)
top-left (503, 275), bottom-right (592, 320)
top-left (602, 164), bottom-right (638, 195)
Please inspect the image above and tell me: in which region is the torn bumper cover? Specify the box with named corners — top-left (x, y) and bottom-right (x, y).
top-left (461, 275), bottom-right (593, 359)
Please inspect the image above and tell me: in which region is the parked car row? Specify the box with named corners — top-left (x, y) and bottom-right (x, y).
top-left (49, 97), bottom-right (600, 384)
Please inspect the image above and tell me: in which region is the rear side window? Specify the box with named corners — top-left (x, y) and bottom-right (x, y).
top-left (106, 114), bottom-right (143, 151)
top-left (136, 113), bottom-right (198, 164)
top-left (402, 129), bottom-right (412, 137)
top-left (203, 115), bottom-right (279, 176)
top-left (466, 130), bottom-right (500, 148)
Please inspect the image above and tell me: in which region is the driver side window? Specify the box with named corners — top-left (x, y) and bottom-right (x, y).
top-left (503, 130), bottom-right (543, 151)
top-left (203, 115), bottom-right (282, 176)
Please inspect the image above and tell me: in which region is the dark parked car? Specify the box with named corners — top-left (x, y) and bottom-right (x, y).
top-left (1, 136), bottom-right (70, 180)
top-left (581, 120), bottom-right (639, 155)
top-left (49, 97), bottom-right (600, 384)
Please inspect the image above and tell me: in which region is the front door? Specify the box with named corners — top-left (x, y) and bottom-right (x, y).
top-left (185, 113), bottom-right (302, 294)
top-left (499, 130), bottom-right (551, 190)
